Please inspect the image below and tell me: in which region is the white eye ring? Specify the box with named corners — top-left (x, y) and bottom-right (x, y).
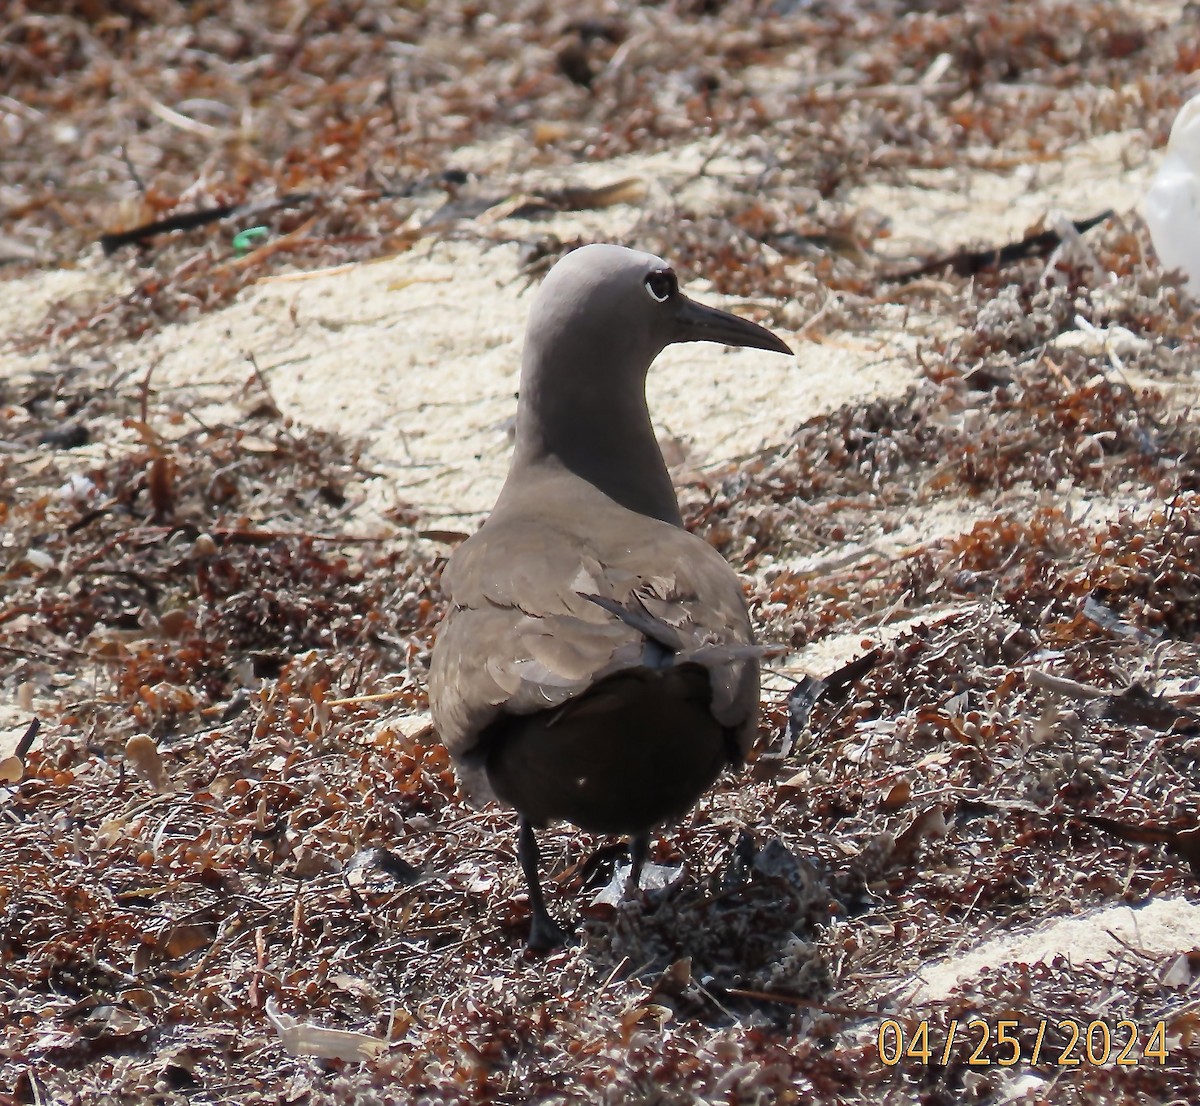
top-left (644, 269), bottom-right (676, 303)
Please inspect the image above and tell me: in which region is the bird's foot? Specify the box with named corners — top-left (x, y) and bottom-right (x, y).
top-left (517, 817), bottom-right (573, 951)
top-left (526, 907), bottom-right (573, 952)
top-left (625, 833), bottom-right (649, 900)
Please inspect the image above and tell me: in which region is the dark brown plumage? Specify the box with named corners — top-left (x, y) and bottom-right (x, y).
top-left (428, 244), bottom-right (792, 948)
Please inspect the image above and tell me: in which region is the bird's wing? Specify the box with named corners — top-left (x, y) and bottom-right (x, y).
top-left (428, 511), bottom-right (759, 798)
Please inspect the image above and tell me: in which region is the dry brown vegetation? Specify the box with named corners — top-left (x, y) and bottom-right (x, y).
top-left (3, 1), bottom-right (1200, 1103)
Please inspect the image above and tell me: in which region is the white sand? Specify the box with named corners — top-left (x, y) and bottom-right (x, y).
top-left (899, 896), bottom-right (1200, 1003)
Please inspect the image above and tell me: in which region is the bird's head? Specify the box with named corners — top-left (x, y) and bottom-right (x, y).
top-left (523, 243), bottom-right (792, 391)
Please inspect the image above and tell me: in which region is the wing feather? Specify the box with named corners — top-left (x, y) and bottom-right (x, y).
top-left (428, 504), bottom-right (759, 804)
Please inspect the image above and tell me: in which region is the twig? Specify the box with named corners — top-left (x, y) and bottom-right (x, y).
top-left (325, 691), bottom-right (418, 708)
top-left (15, 717), bottom-right (40, 759)
top-left (884, 211), bottom-right (1113, 284)
top-left (138, 359), bottom-right (157, 425)
top-left (1024, 668), bottom-right (1109, 700)
top-left (245, 353), bottom-right (283, 420)
top-left (119, 143), bottom-right (146, 195)
top-left (100, 202), bottom-right (240, 254)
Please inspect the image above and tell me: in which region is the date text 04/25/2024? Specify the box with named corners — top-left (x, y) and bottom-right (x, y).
top-left (878, 1019), bottom-right (1171, 1068)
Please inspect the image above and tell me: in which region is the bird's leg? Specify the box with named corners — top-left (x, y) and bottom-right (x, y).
top-left (518, 817), bottom-right (571, 950)
top-left (626, 832), bottom-right (649, 897)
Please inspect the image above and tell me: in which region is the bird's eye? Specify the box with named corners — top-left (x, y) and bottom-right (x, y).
top-left (644, 269), bottom-right (677, 303)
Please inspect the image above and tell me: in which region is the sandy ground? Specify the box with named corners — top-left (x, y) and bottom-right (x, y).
top-left (903, 895), bottom-right (1200, 1004)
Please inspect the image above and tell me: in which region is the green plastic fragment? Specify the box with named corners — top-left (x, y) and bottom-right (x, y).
top-left (232, 226), bottom-right (270, 254)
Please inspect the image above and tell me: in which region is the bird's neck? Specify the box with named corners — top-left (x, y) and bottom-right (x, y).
top-left (508, 359), bottom-right (683, 527)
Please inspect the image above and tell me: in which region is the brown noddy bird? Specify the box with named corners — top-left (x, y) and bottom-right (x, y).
top-left (428, 243), bottom-right (793, 949)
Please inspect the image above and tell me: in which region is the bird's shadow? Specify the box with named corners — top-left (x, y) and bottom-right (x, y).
top-left (572, 830), bottom-right (855, 1027)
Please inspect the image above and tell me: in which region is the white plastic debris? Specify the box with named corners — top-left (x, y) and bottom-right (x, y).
top-left (1143, 93), bottom-right (1200, 295)
top-left (21, 547), bottom-right (55, 572)
top-left (265, 998), bottom-right (387, 1062)
top-left (55, 471), bottom-right (100, 507)
top-left (1051, 314), bottom-right (1152, 366)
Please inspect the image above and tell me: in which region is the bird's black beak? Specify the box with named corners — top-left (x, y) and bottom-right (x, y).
top-left (671, 295), bottom-right (793, 356)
